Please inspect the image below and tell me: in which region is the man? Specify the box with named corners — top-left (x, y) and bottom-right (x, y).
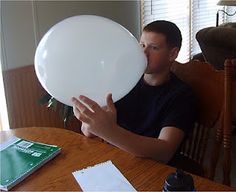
top-left (72, 20), bottom-right (196, 165)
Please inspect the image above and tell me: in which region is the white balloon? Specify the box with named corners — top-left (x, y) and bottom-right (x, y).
top-left (35, 15), bottom-right (147, 107)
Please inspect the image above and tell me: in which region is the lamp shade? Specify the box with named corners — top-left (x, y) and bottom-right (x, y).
top-left (217, 0), bottom-right (236, 6)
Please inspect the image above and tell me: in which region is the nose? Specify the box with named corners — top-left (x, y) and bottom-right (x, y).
top-left (143, 47), bottom-right (149, 59)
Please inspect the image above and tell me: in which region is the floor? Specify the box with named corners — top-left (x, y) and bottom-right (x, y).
top-left (213, 127), bottom-right (236, 189)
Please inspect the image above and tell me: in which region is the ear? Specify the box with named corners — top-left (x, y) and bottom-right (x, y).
top-left (168, 47), bottom-right (180, 62)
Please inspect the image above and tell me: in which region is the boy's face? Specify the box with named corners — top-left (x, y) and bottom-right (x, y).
top-left (140, 31), bottom-right (179, 74)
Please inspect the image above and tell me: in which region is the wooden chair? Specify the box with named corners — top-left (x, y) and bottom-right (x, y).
top-left (3, 65), bottom-right (81, 132)
top-left (208, 59), bottom-right (236, 186)
top-left (171, 60), bottom-right (225, 179)
top-left (222, 59), bottom-right (236, 185)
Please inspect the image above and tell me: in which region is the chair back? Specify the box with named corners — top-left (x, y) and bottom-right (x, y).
top-left (222, 59), bottom-right (236, 185)
top-left (171, 60), bottom-right (224, 173)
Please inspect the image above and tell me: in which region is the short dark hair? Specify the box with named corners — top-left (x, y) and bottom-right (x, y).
top-left (143, 20), bottom-right (182, 49)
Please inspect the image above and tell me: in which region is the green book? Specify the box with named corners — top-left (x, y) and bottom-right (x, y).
top-left (0, 136), bottom-right (61, 191)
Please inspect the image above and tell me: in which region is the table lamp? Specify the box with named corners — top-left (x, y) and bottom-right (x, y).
top-left (216, 0), bottom-right (236, 26)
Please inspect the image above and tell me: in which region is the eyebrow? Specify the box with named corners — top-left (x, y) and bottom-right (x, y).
top-left (140, 42), bottom-right (161, 46)
top-left (149, 43), bottom-right (160, 46)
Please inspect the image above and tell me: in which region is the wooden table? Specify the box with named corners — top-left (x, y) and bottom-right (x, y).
top-left (0, 127), bottom-right (233, 191)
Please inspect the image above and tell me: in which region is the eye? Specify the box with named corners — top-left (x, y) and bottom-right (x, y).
top-left (150, 45), bottom-right (159, 50)
top-left (140, 43), bottom-right (145, 48)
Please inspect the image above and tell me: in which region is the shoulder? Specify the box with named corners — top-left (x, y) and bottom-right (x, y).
top-left (168, 73), bottom-right (195, 99)
top-left (163, 73), bottom-right (197, 111)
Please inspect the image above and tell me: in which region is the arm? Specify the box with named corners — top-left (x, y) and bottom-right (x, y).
top-left (72, 94), bottom-right (184, 163)
top-left (101, 125), bottom-right (184, 163)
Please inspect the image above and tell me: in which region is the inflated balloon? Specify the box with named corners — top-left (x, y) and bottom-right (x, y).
top-left (35, 15), bottom-right (147, 106)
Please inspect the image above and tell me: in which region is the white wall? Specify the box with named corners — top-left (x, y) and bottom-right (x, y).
top-left (1, 1), bottom-right (141, 71)
top-left (1, 1), bottom-right (36, 70)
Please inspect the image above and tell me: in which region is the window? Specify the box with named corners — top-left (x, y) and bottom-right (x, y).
top-left (141, 0), bottom-right (190, 62)
top-left (141, 0), bottom-right (233, 63)
top-left (0, 61), bottom-right (9, 131)
top-left (225, 6), bottom-right (236, 22)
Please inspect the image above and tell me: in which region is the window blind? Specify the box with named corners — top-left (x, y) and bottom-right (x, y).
top-left (141, 0), bottom-right (190, 62)
top-left (141, 0), bottom-right (234, 63)
top-left (191, 0), bottom-right (224, 56)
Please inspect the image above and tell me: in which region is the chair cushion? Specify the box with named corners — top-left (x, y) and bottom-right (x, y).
top-left (196, 24), bottom-right (236, 70)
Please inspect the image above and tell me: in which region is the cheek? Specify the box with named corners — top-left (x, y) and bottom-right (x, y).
top-left (148, 51), bottom-right (169, 66)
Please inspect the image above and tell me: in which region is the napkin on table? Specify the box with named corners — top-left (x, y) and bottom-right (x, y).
top-left (72, 160), bottom-right (136, 191)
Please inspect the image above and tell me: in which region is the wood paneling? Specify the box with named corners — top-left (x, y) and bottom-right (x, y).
top-left (3, 65), bottom-right (81, 132)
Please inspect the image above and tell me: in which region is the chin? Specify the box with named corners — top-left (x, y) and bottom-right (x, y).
top-left (145, 65), bottom-right (170, 75)
top-left (144, 70), bottom-right (153, 74)
top-left (144, 67), bottom-right (159, 74)
top-left (144, 66), bottom-right (152, 74)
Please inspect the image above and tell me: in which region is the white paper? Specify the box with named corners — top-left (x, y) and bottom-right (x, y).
top-left (72, 160), bottom-right (136, 191)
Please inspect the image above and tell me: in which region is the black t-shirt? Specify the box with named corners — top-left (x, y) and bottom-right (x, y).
top-left (115, 72), bottom-right (197, 163)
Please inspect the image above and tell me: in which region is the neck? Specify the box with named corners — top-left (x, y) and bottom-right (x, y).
top-left (143, 70), bottom-right (171, 86)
